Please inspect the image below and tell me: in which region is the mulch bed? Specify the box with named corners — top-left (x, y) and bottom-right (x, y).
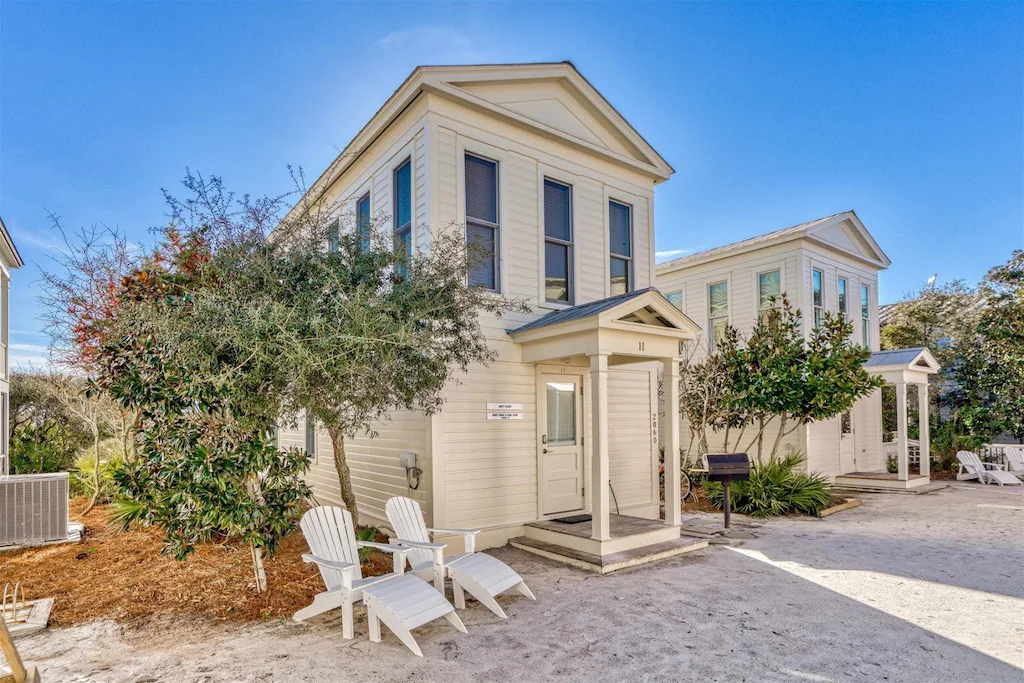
top-left (0, 500), bottom-right (392, 627)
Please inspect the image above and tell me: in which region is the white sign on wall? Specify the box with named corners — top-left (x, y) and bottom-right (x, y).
top-left (486, 402), bottom-right (523, 410)
top-left (487, 412), bottom-right (524, 420)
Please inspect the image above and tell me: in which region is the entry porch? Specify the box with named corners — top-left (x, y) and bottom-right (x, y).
top-left (835, 348), bottom-right (941, 492)
top-left (506, 288), bottom-right (706, 571)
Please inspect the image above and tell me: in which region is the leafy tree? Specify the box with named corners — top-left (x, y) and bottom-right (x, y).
top-left (949, 250), bottom-right (1024, 440)
top-left (7, 371), bottom-right (91, 475)
top-left (678, 295), bottom-right (882, 460)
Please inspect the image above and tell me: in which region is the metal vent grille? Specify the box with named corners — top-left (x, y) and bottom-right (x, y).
top-left (0, 473), bottom-right (69, 546)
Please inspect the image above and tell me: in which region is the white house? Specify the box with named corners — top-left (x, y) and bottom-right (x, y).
top-left (277, 62), bottom-right (708, 572)
top-left (278, 63), bottom-right (934, 570)
top-left (0, 216), bottom-right (22, 476)
top-left (655, 211), bottom-right (938, 489)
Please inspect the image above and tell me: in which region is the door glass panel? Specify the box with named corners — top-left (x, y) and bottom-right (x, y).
top-left (841, 411), bottom-right (852, 435)
top-left (546, 381), bottom-right (577, 446)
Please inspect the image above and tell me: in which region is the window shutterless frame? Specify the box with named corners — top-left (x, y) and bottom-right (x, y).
top-left (356, 193), bottom-right (371, 252)
top-left (543, 178), bottom-right (573, 304)
top-left (465, 152), bottom-right (500, 291)
top-left (756, 268), bottom-right (782, 323)
top-left (861, 284), bottom-right (871, 347)
top-left (838, 277), bottom-right (848, 319)
top-left (707, 280), bottom-right (728, 351)
top-left (608, 199), bottom-right (633, 296)
top-left (393, 158), bottom-right (412, 257)
top-left (812, 268), bottom-right (825, 329)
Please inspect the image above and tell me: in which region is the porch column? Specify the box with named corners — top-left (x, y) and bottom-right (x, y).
top-left (588, 353), bottom-right (611, 541)
top-left (895, 381), bottom-right (909, 481)
top-left (662, 357), bottom-right (682, 527)
top-left (918, 382), bottom-right (930, 479)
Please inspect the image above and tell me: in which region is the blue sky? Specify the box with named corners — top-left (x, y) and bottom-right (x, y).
top-left (1, 1), bottom-right (1021, 368)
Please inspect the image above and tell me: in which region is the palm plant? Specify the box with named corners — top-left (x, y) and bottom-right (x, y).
top-left (705, 450), bottom-right (832, 518)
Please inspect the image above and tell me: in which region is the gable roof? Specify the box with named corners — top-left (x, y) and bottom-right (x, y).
top-left (656, 210), bottom-right (891, 274)
top-left (509, 287), bottom-right (700, 337)
top-left (0, 216), bottom-right (25, 269)
top-left (865, 347), bottom-right (940, 373)
top-left (290, 62), bottom-right (673, 220)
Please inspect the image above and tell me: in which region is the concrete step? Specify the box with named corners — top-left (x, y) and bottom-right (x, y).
top-left (509, 535), bottom-right (708, 574)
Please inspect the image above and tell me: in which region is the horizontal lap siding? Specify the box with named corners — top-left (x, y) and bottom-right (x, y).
top-left (575, 179), bottom-right (606, 302)
top-left (806, 419), bottom-right (840, 478)
top-left (607, 369), bottom-right (655, 508)
top-left (444, 363), bottom-right (538, 528)
top-left (281, 412), bottom-right (429, 524)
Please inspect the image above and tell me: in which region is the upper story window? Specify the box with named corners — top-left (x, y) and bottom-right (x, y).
top-left (465, 153), bottom-right (499, 291)
top-left (356, 193), bottom-right (371, 252)
top-left (861, 284), bottom-right (870, 347)
top-left (666, 290), bottom-right (684, 311)
top-left (543, 179), bottom-right (573, 303)
top-left (758, 269), bottom-right (781, 322)
top-left (838, 277), bottom-right (848, 320)
top-left (393, 159), bottom-right (412, 259)
top-left (708, 281), bottom-right (728, 351)
top-left (609, 200), bottom-right (632, 296)
top-left (327, 218), bottom-right (341, 253)
top-left (812, 268), bottom-right (825, 329)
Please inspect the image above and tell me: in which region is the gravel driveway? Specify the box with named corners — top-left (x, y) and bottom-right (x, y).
top-left (18, 482), bottom-right (1024, 682)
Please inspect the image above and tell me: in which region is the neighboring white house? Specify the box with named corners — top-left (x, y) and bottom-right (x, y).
top-left (277, 62), bottom-right (706, 570)
top-left (655, 211), bottom-right (890, 478)
top-left (0, 216), bottom-right (23, 476)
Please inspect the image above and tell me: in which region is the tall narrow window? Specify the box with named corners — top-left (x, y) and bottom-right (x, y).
top-left (304, 415), bottom-right (317, 462)
top-left (465, 154), bottom-right (499, 290)
top-left (861, 284), bottom-right (870, 347)
top-left (666, 291), bottom-right (684, 311)
top-left (327, 218), bottom-right (341, 253)
top-left (708, 281), bottom-right (728, 351)
top-left (812, 268), bottom-right (824, 329)
top-left (609, 200), bottom-right (632, 295)
top-left (356, 193), bottom-right (371, 252)
top-left (838, 277), bottom-right (848, 320)
top-left (393, 159), bottom-right (412, 260)
top-left (544, 179), bottom-right (573, 303)
top-left (758, 269), bottom-right (781, 322)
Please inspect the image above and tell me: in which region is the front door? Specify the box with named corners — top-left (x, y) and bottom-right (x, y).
top-left (539, 372), bottom-right (585, 515)
top-left (839, 409), bottom-right (856, 473)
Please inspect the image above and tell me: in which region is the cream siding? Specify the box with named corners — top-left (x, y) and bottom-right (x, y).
top-left (442, 362), bottom-right (538, 529)
top-left (606, 368), bottom-right (657, 510)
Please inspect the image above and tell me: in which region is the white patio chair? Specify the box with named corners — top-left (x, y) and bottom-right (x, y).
top-left (385, 496), bottom-right (535, 619)
top-left (294, 506), bottom-right (466, 655)
top-left (956, 450), bottom-right (1022, 486)
top-left (1003, 446), bottom-right (1024, 478)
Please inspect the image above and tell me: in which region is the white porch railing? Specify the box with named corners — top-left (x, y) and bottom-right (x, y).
top-left (884, 439), bottom-right (921, 466)
top-left (980, 443), bottom-right (1020, 466)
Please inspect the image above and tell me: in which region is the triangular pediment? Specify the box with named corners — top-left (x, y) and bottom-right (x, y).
top-left (807, 213), bottom-right (891, 268)
top-left (420, 64), bottom-right (673, 180)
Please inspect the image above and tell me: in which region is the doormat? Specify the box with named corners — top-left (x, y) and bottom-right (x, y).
top-left (552, 514), bottom-right (592, 524)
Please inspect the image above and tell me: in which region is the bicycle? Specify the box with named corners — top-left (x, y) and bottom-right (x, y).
top-left (659, 453), bottom-right (708, 502)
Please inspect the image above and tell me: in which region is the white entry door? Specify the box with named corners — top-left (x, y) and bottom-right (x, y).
top-left (539, 372), bottom-right (585, 515)
top-left (839, 409), bottom-right (856, 473)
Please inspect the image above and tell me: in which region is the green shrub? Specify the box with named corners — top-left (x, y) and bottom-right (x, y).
top-left (355, 527), bottom-right (379, 563)
top-left (71, 439), bottom-right (123, 503)
top-left (705, 450), bottom-right (832, 518)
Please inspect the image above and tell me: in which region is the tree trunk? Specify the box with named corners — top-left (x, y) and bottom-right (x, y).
top-left (756, 416), bottom-right (765, 461)
top-left (250, 542), bottom-right (268, 594)
top-left (328, 427), bottom-right (359, 526)
top-left (771, 415), bottom-right (788, 459)
top-left (82, 424), bottom-right (101, 515)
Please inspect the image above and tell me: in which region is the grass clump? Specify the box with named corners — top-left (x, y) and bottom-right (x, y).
top-left (705, 450), bottom-right (832, 518)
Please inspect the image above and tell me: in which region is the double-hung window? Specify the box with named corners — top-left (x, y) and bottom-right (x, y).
top-left (666, 291), bottom-right (684, 311)
top-left (304, 415), bottom-right (317, 462)
top-left (757, 269), bottom-right (781, 323)
top-left (327, 218), bottom-right (341, 253)
top-left (356, 193), bottom-right (371, 252)
top-left (609, 200), bottom-right (632, 295)
top-left (393, 159), bottom-right (412, 261)
top-left (861, 285), bottom-right (870, 347)
top-left (708, 281), bottom-right (728, 351)
top-left (838, 277), bottom-right (848, 320)
top-left (812, 268), bottom-right (825, 329)
top-left (465, 154), bottom-right (499, 290)
top-left (543, 179), bottom-right (573, 303)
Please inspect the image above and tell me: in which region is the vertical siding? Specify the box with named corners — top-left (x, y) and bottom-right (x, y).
top-left (607, 368), bottom-right (655, 508)
top-left (443, 363), bottom-right (538, 528)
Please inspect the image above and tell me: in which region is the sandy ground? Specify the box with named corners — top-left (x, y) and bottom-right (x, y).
top-left (14, 482), bottom-right (1024, 682)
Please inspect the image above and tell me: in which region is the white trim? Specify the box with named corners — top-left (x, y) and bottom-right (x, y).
top-left (705, 276), bottom-right (731, 351)
top-left (457, 136), bottom-right (507, 294)
top-left (605, 187), bottom-right (641, 298)
top-left (536, 167), bottom-right (579, 309)
top-left (536, 364), bottom-right (587, 519)
top-left (752, 264), bottom-right (786, 322)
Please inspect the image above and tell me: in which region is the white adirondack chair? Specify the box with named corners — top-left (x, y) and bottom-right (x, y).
top-left (1004, 446), bottom-right (1024, 478)
top-left (385, 496), bottom-right (535, 619)
top-left (294, 506), bottom-right (466, 655)
top-left (956, 451), bottom-right (1023, 486)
